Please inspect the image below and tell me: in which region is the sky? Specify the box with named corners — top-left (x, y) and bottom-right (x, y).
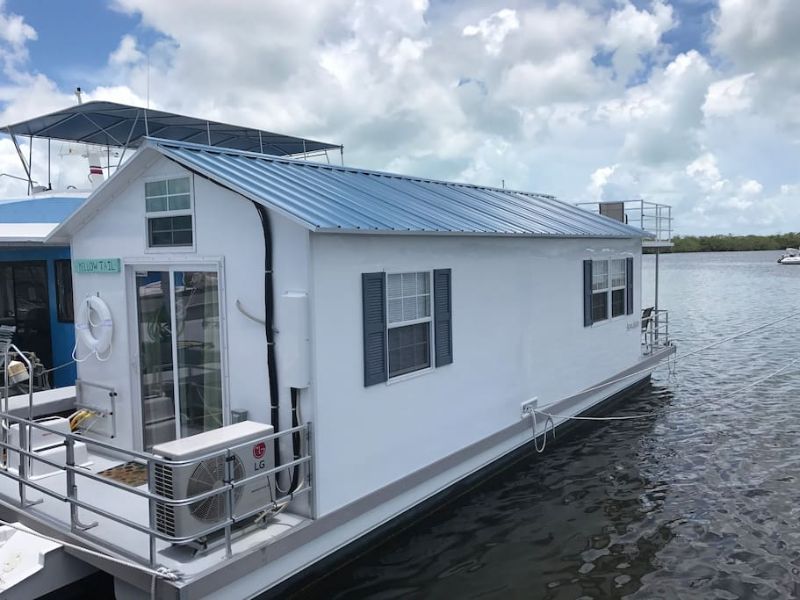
top-left (0, 0), bottom-right (798, 236)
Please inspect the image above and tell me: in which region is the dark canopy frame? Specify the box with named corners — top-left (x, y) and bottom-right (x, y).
top-left (3, 100), bottom-right (343, 193)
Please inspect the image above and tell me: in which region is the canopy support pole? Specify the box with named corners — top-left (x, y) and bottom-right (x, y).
top-left (116, 111), bottom-right (140, 172)
top-left (7, 128), bottom-right (33, 196)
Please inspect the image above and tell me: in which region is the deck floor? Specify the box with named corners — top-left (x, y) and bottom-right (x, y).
top-left (0, 449), bottom-right (307, 579)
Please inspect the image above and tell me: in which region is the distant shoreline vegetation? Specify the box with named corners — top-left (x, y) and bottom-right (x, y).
top-left (649, 234), bottom-right (800, 253)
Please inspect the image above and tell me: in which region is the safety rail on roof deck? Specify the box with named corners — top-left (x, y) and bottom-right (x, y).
top-left (0, 407), bottom-right (313, 570)
top-left (642, 309), bottom-right (670, 355)
top-left (576, 200), bottom-right (673, 247)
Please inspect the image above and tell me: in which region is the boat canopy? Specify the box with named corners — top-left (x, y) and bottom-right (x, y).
top-left (2, 101), bottom-right (341, 157)
top-left (2, 101), bottom-right (343, 195)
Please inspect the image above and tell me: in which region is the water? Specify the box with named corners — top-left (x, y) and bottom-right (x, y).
top-left (294, 250), bottom-right (800, 599)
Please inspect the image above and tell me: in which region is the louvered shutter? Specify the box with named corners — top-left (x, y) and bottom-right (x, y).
top-left (583, 260), bottom-right (593, 327)
top-left (433, 269), bottom-right (453, 367)
top-left (362, 272), bottom-right (387, 386)
top-left (625, 257), bottom-right (634, 315)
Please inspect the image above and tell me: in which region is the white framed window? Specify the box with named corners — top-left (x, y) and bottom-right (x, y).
top-left (591, 260), bottom-right (609, 322)
top-left (386, 271), bottom-right (432, 378)
top-left (145, 176), bottom-right (194, 248)
top-left (610, 258), bottom-right (627, 318)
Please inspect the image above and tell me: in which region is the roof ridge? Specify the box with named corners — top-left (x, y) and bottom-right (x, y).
top-left (146, 136), bottom-right (558, 201)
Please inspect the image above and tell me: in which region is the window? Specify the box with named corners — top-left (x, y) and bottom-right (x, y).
top-left (387, 272), bottom-right (431, 378)
top-left (610, 259), bottom-right (627, 318)
top-left (54, 259), bottom-right (73, 322)
top-left (145, 177), bottom-right (193, 248)
top-left (583, 258), bottom-right (634, 327)
top-left (362, 269), bottom-right (453, 386)
top-left (591, 260), bottom-right (609, 322)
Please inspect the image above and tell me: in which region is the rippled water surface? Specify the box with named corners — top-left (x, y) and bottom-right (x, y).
top-left (294, 251), bottom-right (800, 599)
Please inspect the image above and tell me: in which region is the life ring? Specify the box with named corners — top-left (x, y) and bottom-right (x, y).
top-left (75, 296), bottom-right (113, 356)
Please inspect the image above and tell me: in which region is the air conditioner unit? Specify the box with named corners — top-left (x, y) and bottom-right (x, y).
top-left (150, 421), bottom-right (275, 540)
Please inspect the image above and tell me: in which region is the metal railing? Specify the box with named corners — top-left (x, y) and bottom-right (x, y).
top-left (642, 309), bottom-right (670, 355)
top-left (576, 199), bottom-right (673, 245)
top-left (0, 402), bottom-right (313, 570)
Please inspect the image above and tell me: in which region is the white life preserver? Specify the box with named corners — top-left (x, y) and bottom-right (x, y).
top-left (75, 296), bottom-right (113, 358)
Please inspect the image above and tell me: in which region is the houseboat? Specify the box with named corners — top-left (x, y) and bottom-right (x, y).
top-left (0, 100), bottom-right (342, 401)
top-left (0, 135), bottom-right (674, 599)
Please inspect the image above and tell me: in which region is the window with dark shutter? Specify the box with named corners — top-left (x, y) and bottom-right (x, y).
top-left (433, 268), bottom-right (453, 367)
top-left (362, 272), bottom-right (387, 386)
top-left (625, 257), bottom-right (634, 315)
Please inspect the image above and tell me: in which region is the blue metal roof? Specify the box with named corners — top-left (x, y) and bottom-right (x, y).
top-left (0, 197), bottom-right (85, 223)
top-left (150, 139), bottom-right (648, 238)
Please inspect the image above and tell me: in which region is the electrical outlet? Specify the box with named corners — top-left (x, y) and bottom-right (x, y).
top-left (521, 398), bottom-right (538, 419)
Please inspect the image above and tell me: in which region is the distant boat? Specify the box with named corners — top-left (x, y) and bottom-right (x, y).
top-left (778, 248), bottom-right (800, 264)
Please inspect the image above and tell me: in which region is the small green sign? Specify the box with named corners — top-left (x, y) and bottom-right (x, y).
top-left (74, 258), bottom-right (121, 274)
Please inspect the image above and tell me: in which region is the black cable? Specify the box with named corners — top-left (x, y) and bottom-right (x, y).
top-left (254, 203), bottom-right (282, 475)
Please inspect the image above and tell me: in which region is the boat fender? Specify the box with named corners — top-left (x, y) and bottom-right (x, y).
top-left (75, 296), bottom-right (113, 358)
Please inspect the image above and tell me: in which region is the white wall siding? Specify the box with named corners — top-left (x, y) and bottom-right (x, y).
top-left (69, 156), bottom-right (312, 450)
top-left (309, 234), bottom-right (642, 515)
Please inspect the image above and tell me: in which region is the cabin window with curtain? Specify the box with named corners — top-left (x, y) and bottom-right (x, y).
top-left (583, 257), bottom-right (634, 327)
top-left (362, 269), bottom-right (453, 386)
top-left (145, 176), bottom-right (193, 248)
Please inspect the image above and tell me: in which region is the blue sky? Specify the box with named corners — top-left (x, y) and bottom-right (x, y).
top-left (0, 0), bottom-right (798, 235)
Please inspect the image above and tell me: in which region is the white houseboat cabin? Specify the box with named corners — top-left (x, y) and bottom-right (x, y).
top-left (0, 137), bottom-right (674, 599)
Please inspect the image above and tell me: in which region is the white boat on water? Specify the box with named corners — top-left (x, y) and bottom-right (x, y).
top-left (0, 104), bottom-right (676, 599)
top-left (778, 248), bottom-right (800, 264)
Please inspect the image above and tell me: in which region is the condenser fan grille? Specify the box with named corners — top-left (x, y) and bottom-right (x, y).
top-left (187, 455), bottom-right (245, 522)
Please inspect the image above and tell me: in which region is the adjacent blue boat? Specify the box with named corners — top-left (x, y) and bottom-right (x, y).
top-left (0, 194), bottom-right (86, 387)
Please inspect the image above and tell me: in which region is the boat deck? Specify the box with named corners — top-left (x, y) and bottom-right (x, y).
top-left (0, 448), bottom-right (308, 580)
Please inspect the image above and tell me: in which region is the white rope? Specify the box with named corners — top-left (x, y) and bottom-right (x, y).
top-left (531, 310), bottom-right (800, 424)
top-left (538, 355), bottom-right (800, 423)
top-left (0, 519), bottom-right (181, 587)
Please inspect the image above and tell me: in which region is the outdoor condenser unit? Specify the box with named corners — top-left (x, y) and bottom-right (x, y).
top-left (150, 421), bottom-right (275, 540)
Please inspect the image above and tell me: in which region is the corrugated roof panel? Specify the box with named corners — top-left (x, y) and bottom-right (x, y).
top-left (152, 139), bottom-right (649, 238)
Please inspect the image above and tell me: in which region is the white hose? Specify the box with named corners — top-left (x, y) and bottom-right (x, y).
top-left (73, 296), bottom-right (113, 362)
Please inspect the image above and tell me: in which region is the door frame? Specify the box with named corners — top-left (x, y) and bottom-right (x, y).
top-left (125, 256), bottom-right (230, 451)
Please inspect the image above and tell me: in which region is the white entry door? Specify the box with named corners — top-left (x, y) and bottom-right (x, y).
top-left (134, 268), bottom-right (223, 450)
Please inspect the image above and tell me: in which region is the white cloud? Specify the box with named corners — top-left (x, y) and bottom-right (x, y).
top-left (703, 73), bottom-right (754, 118)
top-left (602, 0), bottom-right (675, 82)
top-left (462, 8), bottom-right (519, 56)
top-left (109, 34), bottom-right (144, 67)
top-left (0, 0), bottom-right (796, 235)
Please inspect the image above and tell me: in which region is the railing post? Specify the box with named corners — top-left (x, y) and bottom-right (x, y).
top-left (18, 421), bottom-right (27, 506)
top-left (147, 458), bottom-right (157, 568)
top-left (67, 438), bottom-right (76, 531)
top-left (66, 438), bottom-right (97, 531)
top-left (305, 422), bottom-right (316, 519)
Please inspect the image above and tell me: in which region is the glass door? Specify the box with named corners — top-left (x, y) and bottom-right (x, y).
top-left (135, 269), bottom-right (223, 450)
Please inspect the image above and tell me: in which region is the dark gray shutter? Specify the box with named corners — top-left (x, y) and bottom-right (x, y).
top-left (583, 260), bottom-right (593, 327)
top-left (433, 269), bottom-right (453, 367)
top-left (362, 272), bottom-right (387, 386)
top-left (625, 257), bottom-right (634, 315)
